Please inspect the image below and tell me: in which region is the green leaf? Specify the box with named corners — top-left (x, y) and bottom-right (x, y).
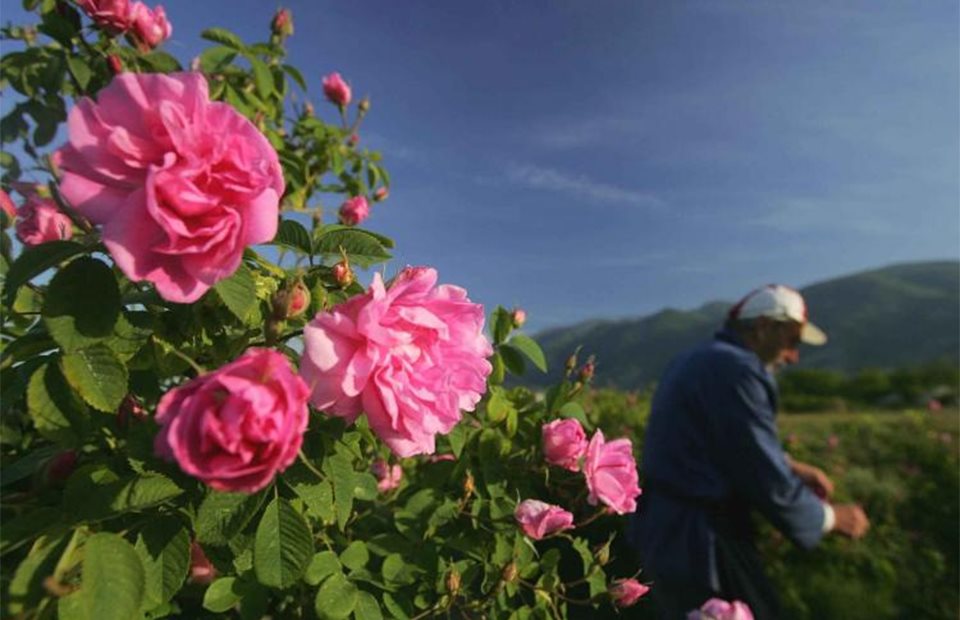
top-left (27, 362), bottom-right (88, 444)
top-left (354, 591), bottom-right (384, 620)
top-left (7, 533), bottom-right (69, 614)
top-left (304, 550), bottom-right (340, 586)
top-left (499, 345), bottom-right (525, 376)
top-left (505, 334), bottom-right (547, 373)
top-left (491, 306), bottom-right (512, 345)
top-left (273, 219), bottom-right (313, 254)
top-left (485, 386), bottom-right (515, 424)
top-left (198, 46), bottom-right (237, 73)
top-left (381, 553), bottom-right (416, 586)
top-left (202, 577), bottom-right (241, 613)
top-left (287, 473), bottom-right (335, 524)
top-left (447, 423), bottom-right (469, 458)
top-left (66, 56), bottom-right (91, 90)
top-left (282, 64), bottom-right (307, 90)
top-left (558, 401), bottom-right (592, 429)
top-left (340, 541), bottom-right (369, 571)
top-left (253, 497), bottom-right (313, 589)
top-left (248, 55), bottom-right (273, 99)
top-left (324, 452), bottom-right (356, 531)
top-left (134, 518), bottom-right (190, 609)
top-left (63, 469), bottom-right (183, 521)
top-left (489, 351), bottom-right (505, 385)
top-left (313, 572), bottom-right (357, 620)
top-left (213, 263), bottom-right (258, 323)
top-left (80, 533), bottom-right (146, 620)
top-left (195, 490), bottom-right (267, 546)
top-left (0, 444), bottom-right (59, 488)
top-left (201, 27), bottom-right (245, 50)
top-left (61, 344), bottom-right (128, 412)
top-left (141, 51), bottom-right (181, 72)
top-left (315, 226), bottom-right (392, 268)
top-left (43, 257), bottom-right (120, 352)
top-left (2, 240), bottom-right (85, 306)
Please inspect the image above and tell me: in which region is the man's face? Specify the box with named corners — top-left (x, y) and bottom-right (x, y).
top-left (754, 319), bottom-right (803, 369)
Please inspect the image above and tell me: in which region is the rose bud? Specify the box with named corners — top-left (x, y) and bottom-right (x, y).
top-left (338, 195), bottom-right (369, 226)
top-left (373, 187), bottom-right (389, 202)
top-left (0, 189), bottom-right (15, 227)
top-left (565, 352), bottom-right (578, 375)
top-left (689, 598), bottom-right (755, 620)
top-left (45, 451), bottom-right (78, 485)
top-left (129, 2), bottom-right (172, 51)
top-left (117, 394), bottom-right (147, 428)
top-left (501, 562), bottom-right (518, 584)
top-left (609, 579), bottom-right (650, 608)
top-left (272, 280), bottom-right (311, 320)
top-left (15, 195), bottom-right (73, 246)
top-left (348, 133), bottom-right (359, 146)
top-left (358, 96), bottom-right (371, 114)
top-left (446, 568), bottom-right (461, 595)
top-left (271, 7), bottom-right (293, 38)
top-left (107, 54), bottom-right (123, 75)
top-left (304, 101), bottom-right (315, 118)
top-left (511, 307), bottom-right (526, 328)
top-left (76, 0), bottom-right (133, 33)
top-left (322, 72), bottom-right (352, 108)
top-left (541, 418), bottom-right (588, 472)
top-left (579, 359), bottom-right (595, 383)
top-left (514, 499), bottom-right (574, 540)
top-left (189, 541), bottom-right (217, 585)
top-left (371, 459), bottom-right (403, 493)
top-left (331, 261), bottom-right (354, 287)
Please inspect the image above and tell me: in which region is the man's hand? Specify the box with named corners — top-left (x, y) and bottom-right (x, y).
top-left (831, 503), bottom-right (870, 539)
top-left (788, 458), bottom-right (835, 500)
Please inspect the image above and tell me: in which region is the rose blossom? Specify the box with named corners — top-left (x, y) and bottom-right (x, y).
top-left (300, 266), bottom-right (492, 457)
top-left (129, 2), bottom-right (172, 50)
top-left (371, 459), bottom-right (403, 493)
top-left (322, 72), bottom-right (352, 107)
top-left (514, 499), bottom-right (574, 540)
top-left (77, 0), bottom-right (132, 32)
top-left (609, 579), bottom-right (651, 607)
top-left (541, 418), bottom-right (587, 471)
top-left (56, 72), bottom-right (284, 303)
top-left (154, 348), bottom-right (309, 493)
top-left (338, 196), bottom-right (369, 226)
top-left (15, 196), bottom-right (72, 245)
top-left (583, 430), bottom-right (642, 515)
top-left (687, 598), bottom-right (754, 620)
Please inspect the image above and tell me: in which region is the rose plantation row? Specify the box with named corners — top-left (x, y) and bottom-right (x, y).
top-left (0, 3), bottom-right (650, 620)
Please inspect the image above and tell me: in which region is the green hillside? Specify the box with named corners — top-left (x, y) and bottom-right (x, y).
top-left (527, 261), bottom-right (959, 389)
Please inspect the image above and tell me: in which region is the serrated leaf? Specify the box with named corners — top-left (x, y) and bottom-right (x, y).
top-left (381, 553), bottom-right (415, 586)
top-left (313, 572), bottom-right (357, 620)
top-left (304, 550), bottom-right (340, 586)
top-left (61, 344), bottom-right (128, 412)
top-left (80, 533), bottom-right (145, 620)
top-left (324, 452), bottom-right (356, 531)
top-left (43, 257), bottom-right (120, 352)
top-left (213, 263), bottom-right (258, 323)
top-left (201, 27), bottom-right (245, 50)
top-left (314, 227), bottom-right (392, 268)
top-left (354, 591), bottom-right (384, 620)
top-left (253, 497), bottom-right (313, 589)
top-left (3, 240), bottom-right (85, 306)
top-left (339, 541), bottom-right (369, 571)
top-left (196, 490), bottom-right (267, 546)
top-left (505, 334), bottom-right (547, 372)
top-left (287, 474), bottom-right (335, 524)
top-left (198, 46), bottom-right (236, 73)
top-left (7, 533), bottom-right (69, 614)
top-left (247, 55), bottom-right (273, 99)
top-left (27, 362), bottom-right (88, 444)
top-left (273, 219), bottom-right (313, 254)
top-left (134, 518), bottom-right (190, 609)
top-left (203, 577), bottom-right (241, 613)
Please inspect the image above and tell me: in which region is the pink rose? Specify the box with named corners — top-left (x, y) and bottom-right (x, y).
top-left (189, 541), bottom-right (217, 585)
top-left (371, 459), bottom-right (403, 493)
top-left (331, 261), bottom-right (354, 287)
top-left (15, 196), bottom-right (72, 246)
top-left (511, 307), bottom-right (526, 327)
top-left (77, 0), bottom-right (132, 32)
top-left (129, 2), bottom-right (172, 50)
top-left (154, 349), bottom-right (309, 493)
top-left (271, 8), bottom-right (293, 37)
top-left (687, 598), bottom-right (754, 620)
top-left (0, 189), bottom-right (16, 222)
top-left (338, 196), bottom-right (369, 226)
top-left (514, 499), bottom-right (574, 540)
top-left (57, 73), bottom-right (283, 303)
top-left (609, 578), bottom-right (650, 607)
top-left (583, 430), bottom-right (642, 515)
top-left (322, 72), bottom-right (352, 107)
top-left (301, 266), bottom-right (492, 457)
top-left (541, 418), bottom-right (588, 472)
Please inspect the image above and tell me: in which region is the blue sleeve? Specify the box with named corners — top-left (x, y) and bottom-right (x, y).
top-left (712, 367), bottom-right (826, 550)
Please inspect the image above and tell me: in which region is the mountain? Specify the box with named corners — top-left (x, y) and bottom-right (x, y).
top-left (526, 261), bottom-right (960, 389)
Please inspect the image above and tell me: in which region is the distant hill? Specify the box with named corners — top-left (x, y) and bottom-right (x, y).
top-left (526, 261), bottom-right (960, 389)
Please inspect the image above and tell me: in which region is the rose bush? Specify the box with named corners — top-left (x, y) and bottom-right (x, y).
top-left (0, 4), bottom-right (647, 619)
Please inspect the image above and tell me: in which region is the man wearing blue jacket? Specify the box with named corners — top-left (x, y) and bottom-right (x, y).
top-left (632, 284), bottom-right (869, 619)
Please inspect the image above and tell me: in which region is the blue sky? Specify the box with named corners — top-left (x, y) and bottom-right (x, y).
top-left (5, 1), bottom-right (958, 332)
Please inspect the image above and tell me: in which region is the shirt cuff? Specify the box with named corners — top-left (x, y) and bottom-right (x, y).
top-left (821, 502), bottom-right (835, 533)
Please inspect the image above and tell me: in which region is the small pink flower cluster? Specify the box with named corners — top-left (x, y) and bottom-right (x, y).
top-left (687, 598), bottom-right (754, 620)
top-left (76, 0), bottom-right (171, 50)
top-left (541, 419), bottom-right (642, 514)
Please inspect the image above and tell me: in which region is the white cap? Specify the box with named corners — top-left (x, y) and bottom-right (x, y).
top-left (728, 284), bottom-right (827, 346)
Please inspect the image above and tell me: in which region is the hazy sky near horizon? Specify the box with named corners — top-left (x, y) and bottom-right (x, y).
top-left (4, 1), bottom-right (958, 331)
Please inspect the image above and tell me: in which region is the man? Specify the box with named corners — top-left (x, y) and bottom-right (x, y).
top-left (631, 284), bottom-right (869, 619)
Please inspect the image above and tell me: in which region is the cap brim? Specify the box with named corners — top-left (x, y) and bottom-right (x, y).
top-left (801, 322), bottom-right (827, 346)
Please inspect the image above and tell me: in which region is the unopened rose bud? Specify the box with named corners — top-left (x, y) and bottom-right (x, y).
top-left (332, 261), bottom-right (354, 287)
top-left (358, 96), bottom-right (371, 114)
top-left (322, 72), bottom-right (352, 108)
top-left (304, 101), bottom-right (315, 118)
top-left (501, 562), bottom-right (518, 584)
top-left (189, 541), bottom-right (218, 585)
top-left (579, 361), bottom-right (595, 383)
top-left (446, 569), bottom-right (461, 595)
top-left (190, 56), bottom-right (201, 72)
top-left (107, 54), bottom-right (123, 75)
top-left (594, 541), bottom-right (611, 566)
top-left (348, 133), bottom-right (359, 146)
top-left (117, 394), bottom-right (146, 428)
top-left (271, 7), bottom-right (293, 38)
top-left (264, 317), bottom-right (284, 344)
top-left (45, 450), bottom-right (77, 485)
top-left (565, 353), bottom-right (578, 375)
top-left (463, 471), bottom-right (475, 497)
top-left (511, 308), bottom-right (526, 328)
top-left (374, 187), bottom-right (389, 202)
top-left (0, 189), bottom-right (15, 227)
top-left (272, 280), bottom-right (311, 319)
